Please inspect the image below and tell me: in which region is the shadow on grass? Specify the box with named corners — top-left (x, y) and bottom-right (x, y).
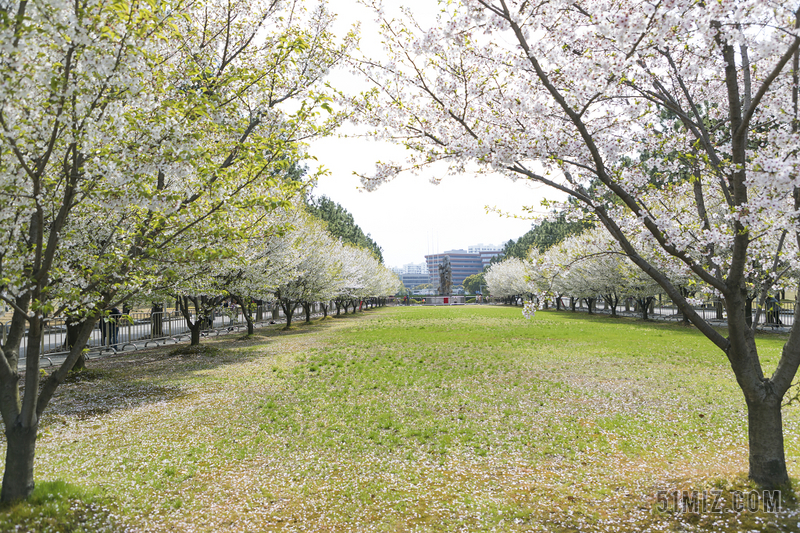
top-left (642, 474), bottom-right (799, 533)
top-left (538, 308), bottom-right (749, 338)
top-left (0, 480), bottom-right (129, 532)
top-left (38, 310), bottom-right (384, 425)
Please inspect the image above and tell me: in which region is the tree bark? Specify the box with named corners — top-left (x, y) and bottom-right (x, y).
top-left (603, 294), bottom-right (618, 317)
top-left (151, 303), bottom-right (164, 338)
top-left (637, 297), bottom-right (653, 320)
top-left (189, 324), bottom-right (201, 346)
top-left (746, 396), bottom-right (789, 488)
top-left (1, 423), bottom-right (37, 502)
top-left (280, 300), bottom-right (295, 329)
top-left (231, 295), bottom-right (254, 335)
top-left (177, 296), bottom-right (201, 346)
top-left (65, 318), bottom-right (85, 371)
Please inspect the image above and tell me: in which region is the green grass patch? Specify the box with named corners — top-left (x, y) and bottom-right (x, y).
top-left (2, 306), bottom-right (799, 531)
top-left (0, 480), bottom-right (125, 532)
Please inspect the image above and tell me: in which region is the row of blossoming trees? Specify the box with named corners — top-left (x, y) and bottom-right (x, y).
top-left (485, 225), bottom-right (668, 318)
top-left (488, 221), bottom-right (799, 323)
top-left (170, 209), bottom-right (401, 345)
top-left (0, 0), bottom-right (400, 502)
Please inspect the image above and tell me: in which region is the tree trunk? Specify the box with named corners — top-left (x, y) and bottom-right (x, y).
top-left (66, 318), bottom-right (85, 371)
top-left (322, 303), bottom-right (328, 318)
top-left (177, 297), bottom-right (201, 346)
top-left (1, 314), bottom-right (97, 503)
top-left (570, 297), bottom-right (576, 312)
top-left (586, 298), bottom-right (595, 315)
top-left (1, 423), bottom-right (37, 502)
top-left (603, 295), bottom-right (618, 317)
top-left (151, 303), bottom-right (164, 338)
top-left (71, 353), bottom-right (86, 371)
top-left (637, 297), bottom-right (653, 320)
top-left (303, 302), bottom-right (311, 323)
top-left (231, 295), bottom-right (254, 335)
top-left (746, 397), bottom-right (789, 488)
top-left (281, 300), bottom-right (294, 329)
top-left (745, 296), bottom-right (754, 327)
top-left (189, 324), bottom-right (201, 346)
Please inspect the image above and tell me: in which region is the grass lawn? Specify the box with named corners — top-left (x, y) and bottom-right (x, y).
top-left (2, 305), bottom-right (800, 531)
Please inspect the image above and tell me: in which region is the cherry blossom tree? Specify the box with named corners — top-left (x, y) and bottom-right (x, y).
top-left (485, 257), bottom-right (532, 304)
top-left (539, 228), bottom-right (665, 318)
top-left (354, 0), bottom-right (800, 487)
top-left (0, 0), bottom-right (350, 501)
top-left (223, 223), bottom-right (302, 335)
top-left (271, 216), bottom-right (336, 328)
top-left (346, 245), bottom-right (402, 308)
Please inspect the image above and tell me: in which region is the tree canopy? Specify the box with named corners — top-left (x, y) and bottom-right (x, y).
top-left (492, 213), bottom-right (588, 264)
top-left (306, 195), bottom-right (384, 263)
top-left (462, 273), bottom-right (485, 294)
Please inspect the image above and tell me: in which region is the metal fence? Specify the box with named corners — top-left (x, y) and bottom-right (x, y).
top-left (4, 299), bottom-right (399, 363)
top-left (3, 303), bottom-right (284, 361)
top-left (547, 296), bottom-right (796, 328)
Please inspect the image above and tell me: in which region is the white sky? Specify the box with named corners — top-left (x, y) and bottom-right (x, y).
top-left (306, 1), bottom-right (564, 267)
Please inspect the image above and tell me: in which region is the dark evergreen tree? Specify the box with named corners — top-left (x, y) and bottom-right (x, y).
top-left (491, 213), bottom-right (588, 264)
top-left (306, 195), bottom-right (384, 263)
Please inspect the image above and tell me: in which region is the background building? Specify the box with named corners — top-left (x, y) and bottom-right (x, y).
top-left (468, 243), bottom-right (503, 267)
top-left (395, 244), bottom-right (501, 292)
top-left (392, 262), bottom-right (431, 289)
top-left (425, 250), bottom-right (484, 290)
top-left (400, 273), bottom-right (429, 289)
top-left (467, 243), bottom-right (500, 253)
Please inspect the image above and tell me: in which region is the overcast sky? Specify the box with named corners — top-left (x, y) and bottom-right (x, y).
top-left (306, 2), bottom-right (563, 268)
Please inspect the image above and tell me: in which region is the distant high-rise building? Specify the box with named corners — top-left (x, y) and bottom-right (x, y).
top-left (467, 243), bottom-right (503, 267)
top-left (468, 243), bottom-right (500, 253)
top-left (400, 273), bottom-right (429, 289)
top-left (402, 262), bottom-right (429, 275)
top-left (425, 250), bottom-right (484, 289)
top-left (391, 262), bottom-right (431, 289)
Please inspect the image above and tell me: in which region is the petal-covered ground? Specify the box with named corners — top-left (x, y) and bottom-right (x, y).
top-left (3, 306), bottom-right (800, 531)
